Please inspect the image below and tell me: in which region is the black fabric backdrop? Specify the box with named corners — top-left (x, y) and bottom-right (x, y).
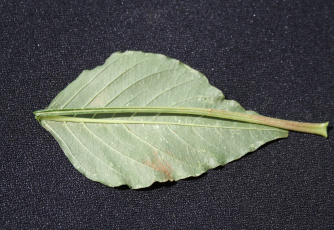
top-left (1, 1), bottom-right (334, 229)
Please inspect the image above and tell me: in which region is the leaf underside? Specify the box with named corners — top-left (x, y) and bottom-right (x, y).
top-left (38, 51), bottom-right (288, 189)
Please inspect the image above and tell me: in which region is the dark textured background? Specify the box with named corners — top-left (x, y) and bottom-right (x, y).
top-left (1, 1), bottom-right (334, 229)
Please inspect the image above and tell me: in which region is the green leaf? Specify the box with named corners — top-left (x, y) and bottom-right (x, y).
top-left (34, 51), bottom-right (328, 189)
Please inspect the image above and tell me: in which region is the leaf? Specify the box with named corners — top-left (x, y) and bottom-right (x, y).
top-left (34, 51), bottom-right (328, 189)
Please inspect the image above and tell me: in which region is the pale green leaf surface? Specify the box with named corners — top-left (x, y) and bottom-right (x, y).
top-left (39, 51), bottom-right (288, 189)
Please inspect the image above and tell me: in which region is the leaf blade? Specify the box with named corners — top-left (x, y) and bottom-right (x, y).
top-left (38, 51), bottom-right (289, 188)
